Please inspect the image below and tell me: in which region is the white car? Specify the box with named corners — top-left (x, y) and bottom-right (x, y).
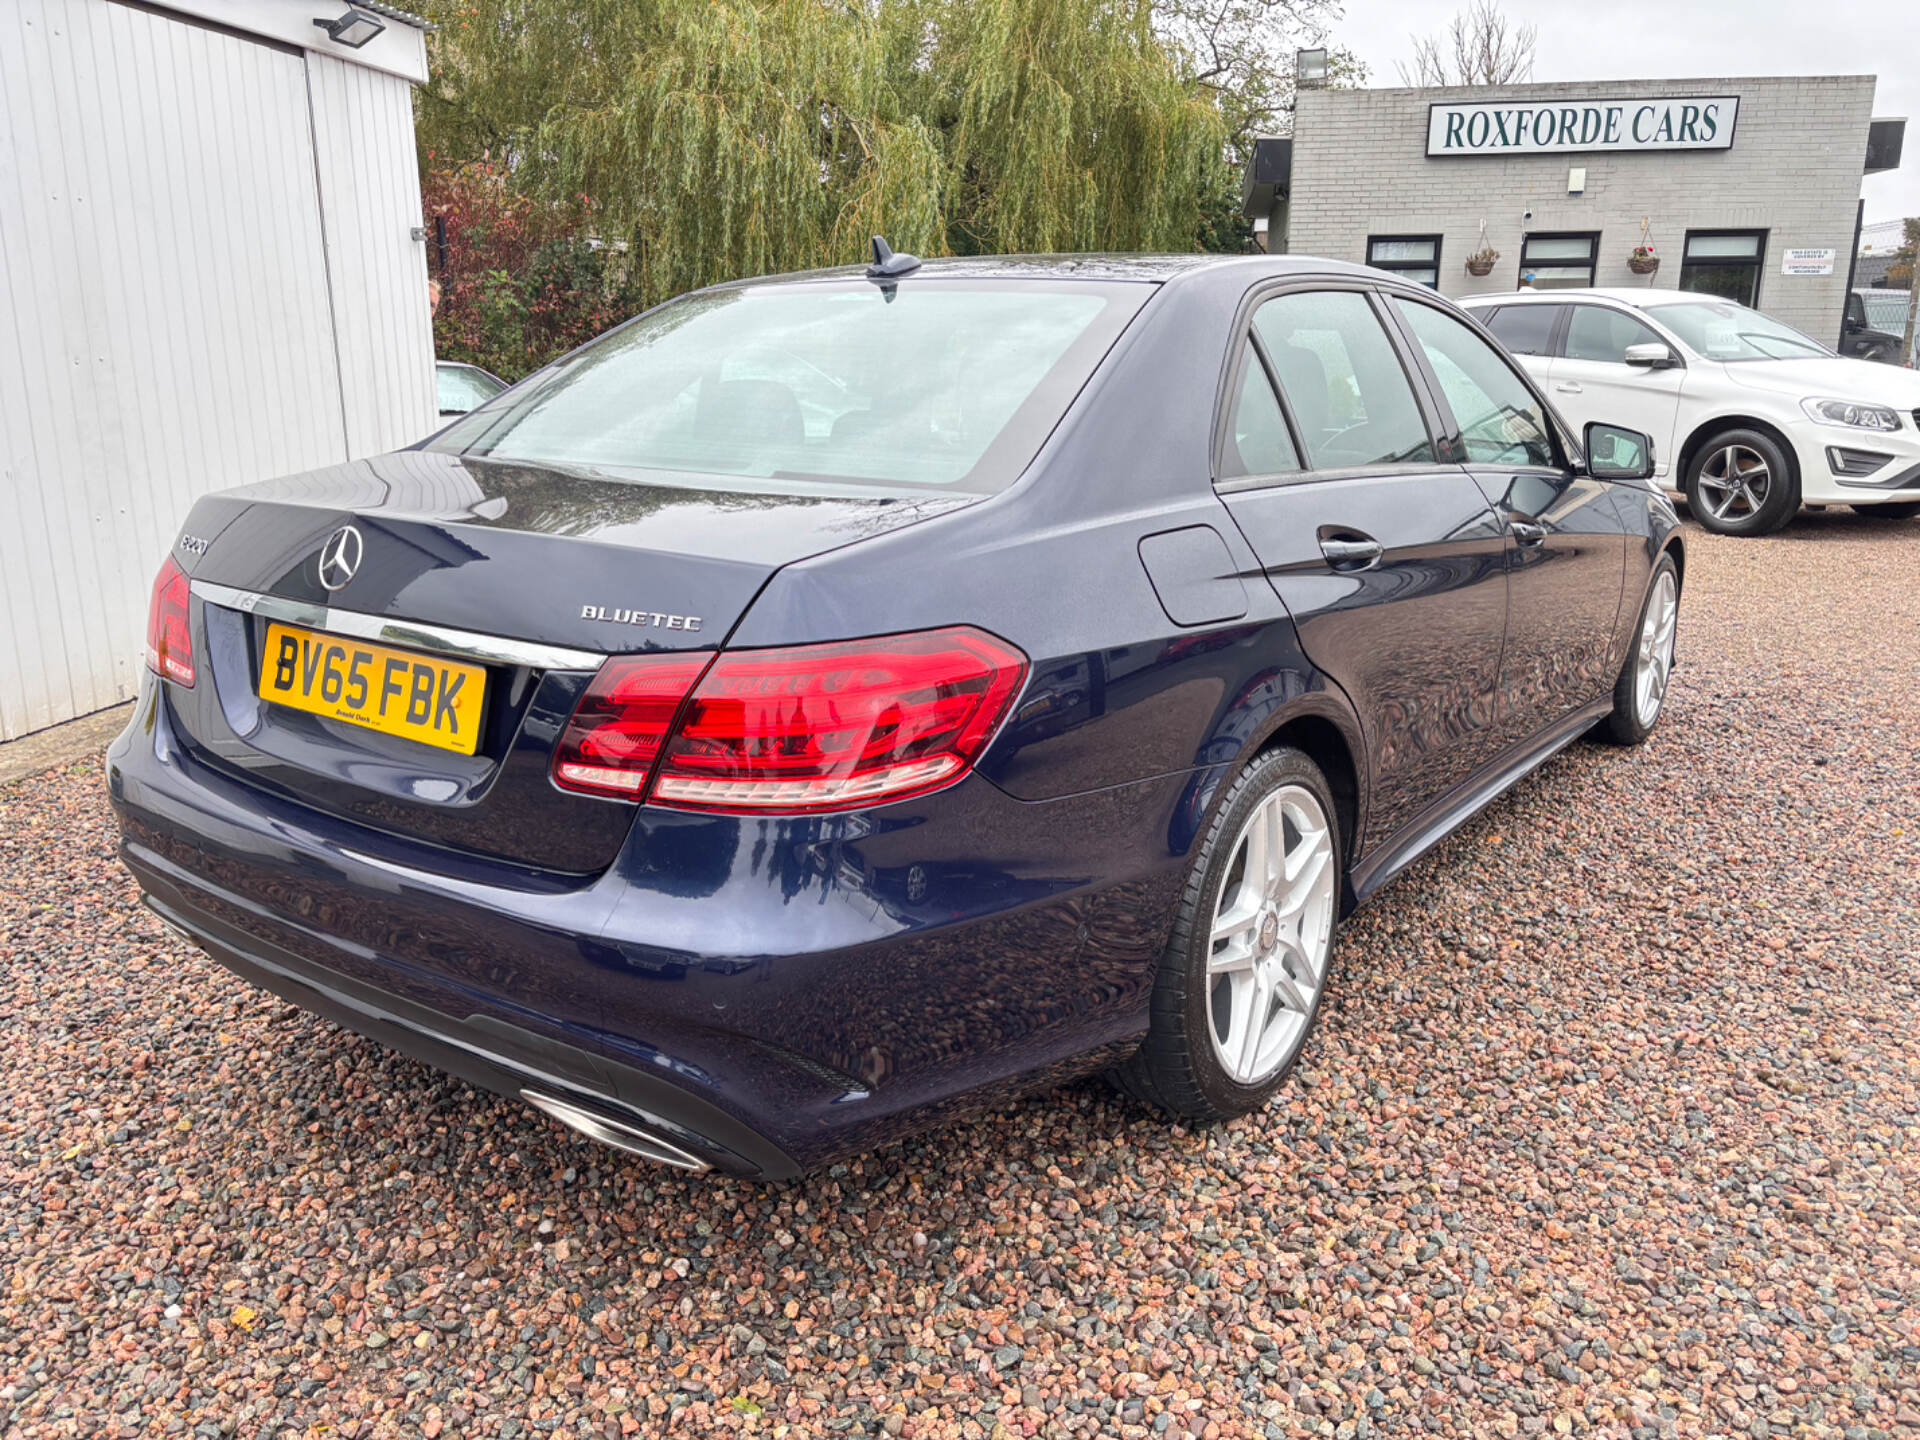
top-left (1458, 288), bottom-right (1920, 535)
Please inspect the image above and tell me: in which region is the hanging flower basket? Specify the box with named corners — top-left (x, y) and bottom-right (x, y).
top-left (1628, 246), bottom-right (1660, 276)
top-left (1465, 248), bottom-right (1499, 277)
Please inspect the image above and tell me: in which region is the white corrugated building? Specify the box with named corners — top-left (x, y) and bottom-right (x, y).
top-left (1, 0), bottom-right (437, 740)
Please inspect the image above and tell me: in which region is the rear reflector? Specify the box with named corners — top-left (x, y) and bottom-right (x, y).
top-left (144, 556), bottom-right (195, 687)
top-left (551, 628), bottom-right (1028, 812)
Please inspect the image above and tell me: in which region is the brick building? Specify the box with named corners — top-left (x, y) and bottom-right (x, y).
top-left (1244, 75), bottom-right (1906, 349)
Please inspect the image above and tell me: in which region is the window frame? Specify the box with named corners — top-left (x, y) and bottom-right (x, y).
top-left (1210, 278), bottom-right (1456, 493)
top-left (1559, 301), bottom-right (1687, 369)
top-left (1381, 290), bottom-right (1574, 476)
top-left (1218, 337), bottom-right (1306, 482)
top-left (1366, 234), bottom-right (1445, 289)
top-left (1678, 228), bottom-right (1768, 309)
top-left (1518, 231), bottom-right (1601, 290)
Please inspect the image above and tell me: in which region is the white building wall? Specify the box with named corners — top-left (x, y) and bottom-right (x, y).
top-left (307, 52), bottom-right (438, 458)
top-left (0, 0), bottom-right (434, 740)
top-left (1287, 76), bottom-right (1878, 343)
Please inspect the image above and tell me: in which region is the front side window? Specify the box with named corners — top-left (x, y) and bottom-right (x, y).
top-left (1252, 290), bottom-right (1434, 469)
top-left (1392, 297), bottom-right (1558, 469)
top-left (431, 280), bottom-right (1150, 494)
top-left (1519, 232), bottom-right (1599, 289)
top-left (1563, 305), bottom-right (1667, 364)
top-left (1679, 230), bottom-right (1766, 308)
top-left (1367, 235), bottom-right (1442, 288)
top-left (1482, 303), bottom-right (1565, 356)
top-left (1221, 342), bottom-right (1302, 479)
top-left (1645, 299), bottom-right (1831, 363)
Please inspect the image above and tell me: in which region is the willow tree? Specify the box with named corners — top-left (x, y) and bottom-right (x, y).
top-left (418, 0), bottom-right (1230, 305)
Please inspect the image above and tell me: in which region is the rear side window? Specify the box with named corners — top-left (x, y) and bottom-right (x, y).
top-left (1482, 304), bottom-right (1563, 356)
top-left (1564, 305), bottom-right (1666, 364)
top-left (432, 280), bottom-right (1150, 494)
top-left (1221, 343), bottom-right (1301, 479)
top-left (1392, 298), bottom-right (1558, 469)
top-left (1251, 291), bottom-right (1434, 469)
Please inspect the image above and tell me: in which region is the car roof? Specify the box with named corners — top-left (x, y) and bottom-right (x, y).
top-left (1458, 287), bottom-right (1710, 310)
top-left (712, 252), bottom-right (1384, 288)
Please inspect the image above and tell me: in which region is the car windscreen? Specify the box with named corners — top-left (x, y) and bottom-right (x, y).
top-left (431, 279), bottom-right (1152, 494)
top-left (1644, 300), bottom-right (1833, 363)
top-left (1860, 292), bottom-right (1908, 332)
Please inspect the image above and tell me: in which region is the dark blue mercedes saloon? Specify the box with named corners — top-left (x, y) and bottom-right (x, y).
top-left (110, 250), bottom-right (1683, 1177)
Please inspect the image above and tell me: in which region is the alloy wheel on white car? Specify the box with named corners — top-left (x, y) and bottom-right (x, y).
top-left (1204, 784), bottom-right (1338, 1086)
top-left (1694, 443), bottom-right (1773, 525)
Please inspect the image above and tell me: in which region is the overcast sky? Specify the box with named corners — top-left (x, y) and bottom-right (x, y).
top-left (1331, 0), bottom-right (1919, 225)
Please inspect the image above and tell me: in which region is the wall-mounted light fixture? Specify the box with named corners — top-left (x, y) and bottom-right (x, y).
top-left (313, 5), bottom-right (386, 48)
top-left (1296, 48), bottom-right (1330, 90)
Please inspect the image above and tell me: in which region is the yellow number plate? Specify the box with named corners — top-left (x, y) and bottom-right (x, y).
top-left (258, 623), bottom-right (487, 756)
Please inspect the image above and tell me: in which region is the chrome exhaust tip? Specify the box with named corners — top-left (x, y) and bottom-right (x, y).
top-left (520, 1089), bottom-right (711, 1173)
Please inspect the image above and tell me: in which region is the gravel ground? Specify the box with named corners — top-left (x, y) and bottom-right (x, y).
top-left (4, 511), bottom-right (1919, 1440)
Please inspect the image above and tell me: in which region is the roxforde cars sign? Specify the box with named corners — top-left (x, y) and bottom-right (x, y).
top-left (1427, 96), bottom-right (1740, 156)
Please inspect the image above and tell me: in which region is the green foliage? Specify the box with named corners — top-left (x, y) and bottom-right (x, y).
top-left (424, 163), bottom-right (646, 380)
top-left (418, 0), bottom-right (1272, 309)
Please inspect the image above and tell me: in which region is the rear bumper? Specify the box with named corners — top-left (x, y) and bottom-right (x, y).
top-left (135, 883), bottom-right (783, 1175)
top-left (108, 681), bottom-right (1193, 1174)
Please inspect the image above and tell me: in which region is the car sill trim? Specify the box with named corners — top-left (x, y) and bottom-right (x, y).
top-left (191, 580), bottom-right (607, 671)
top-left (1351, 697), bottom-right (1612, 902)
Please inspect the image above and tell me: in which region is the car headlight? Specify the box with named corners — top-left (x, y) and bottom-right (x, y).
top-left (1800, 397), bottom-right (1902, 431)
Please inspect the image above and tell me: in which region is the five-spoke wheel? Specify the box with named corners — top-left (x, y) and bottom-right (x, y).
top-left (1204, 785), bottom-right (1337, 1087)
top-left (1633, 567), bottom-right (1678, 729)
top-left (1113, 747), bottom-right (1342, 1120)
top-left (1599, 553), bottom-right (1681, 746)
top-left (1683, 428), bottom-right (1797, 535)
top-left (1694, 443), bottom-right (1772, 524)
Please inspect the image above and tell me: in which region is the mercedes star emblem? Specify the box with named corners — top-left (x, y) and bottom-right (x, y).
top-left (316, 525), bottom-right (364, 592)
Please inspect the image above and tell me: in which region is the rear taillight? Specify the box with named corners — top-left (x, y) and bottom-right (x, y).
top-left (551, 628), bottom-right (1027, 812)
top-left (144, 556), bottom-right (194, 687)
top-left (551, 653), bottom-right (714, 798)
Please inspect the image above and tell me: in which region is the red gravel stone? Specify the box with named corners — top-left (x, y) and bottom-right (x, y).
top-left (3, 511), bottom-right (1918, 1439)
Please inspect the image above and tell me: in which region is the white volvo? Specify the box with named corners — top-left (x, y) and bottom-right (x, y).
top-left (1458, 288), bottom-right (1920, 535)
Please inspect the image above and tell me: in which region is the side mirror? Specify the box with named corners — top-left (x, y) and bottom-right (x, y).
top-left (1623, 342), bottom-right (1678, 369)
top-left (1584, 422), bottom-right (1656, 481)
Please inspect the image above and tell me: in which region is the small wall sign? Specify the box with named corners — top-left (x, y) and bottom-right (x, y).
top-left (1427, 96), bottom-right (1740, 156)
top-left (1780, 248), bottom-right (1837, 276)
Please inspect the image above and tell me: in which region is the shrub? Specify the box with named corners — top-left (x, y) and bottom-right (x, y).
top-left (423, 162), bottom-right (645, 381)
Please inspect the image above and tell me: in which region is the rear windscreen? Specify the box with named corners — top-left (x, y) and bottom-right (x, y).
top-left (432, 279), bottom-right (1152, 494)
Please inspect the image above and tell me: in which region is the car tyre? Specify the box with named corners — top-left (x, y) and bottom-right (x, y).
top-left (1112, 747), bottom-right (1342, 1122)
top-left (1850, 501), bottom-right (1920, 520)
top-left (1598, 554), bottom-right (1679, 746)
top-left (1683, 428), bottom-right (1798, 536)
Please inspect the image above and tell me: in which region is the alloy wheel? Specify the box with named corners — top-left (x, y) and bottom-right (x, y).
top-left (1205, 784), bottom-right (1337, 1085)
top-left (1634, 569), bottom-right (1678, 726)
top-left (1695, 444), bottom-right (1772, 524)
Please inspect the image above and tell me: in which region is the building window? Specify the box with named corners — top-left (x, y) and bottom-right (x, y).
top-left (1367, 235), bottom-right (1442, 288)
top-left (1519, 233), bottom-right (1599, 289)
top-left (1679, 230), bottom-right (1767, 308)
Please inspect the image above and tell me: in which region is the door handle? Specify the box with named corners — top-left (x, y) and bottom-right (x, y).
top-left (1318, 535), bottom-right (1385, 570)
top-left (1554, 381), bottom-right (1583, 395)
top-left (1509, 520), bottom-right (1547, 546)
